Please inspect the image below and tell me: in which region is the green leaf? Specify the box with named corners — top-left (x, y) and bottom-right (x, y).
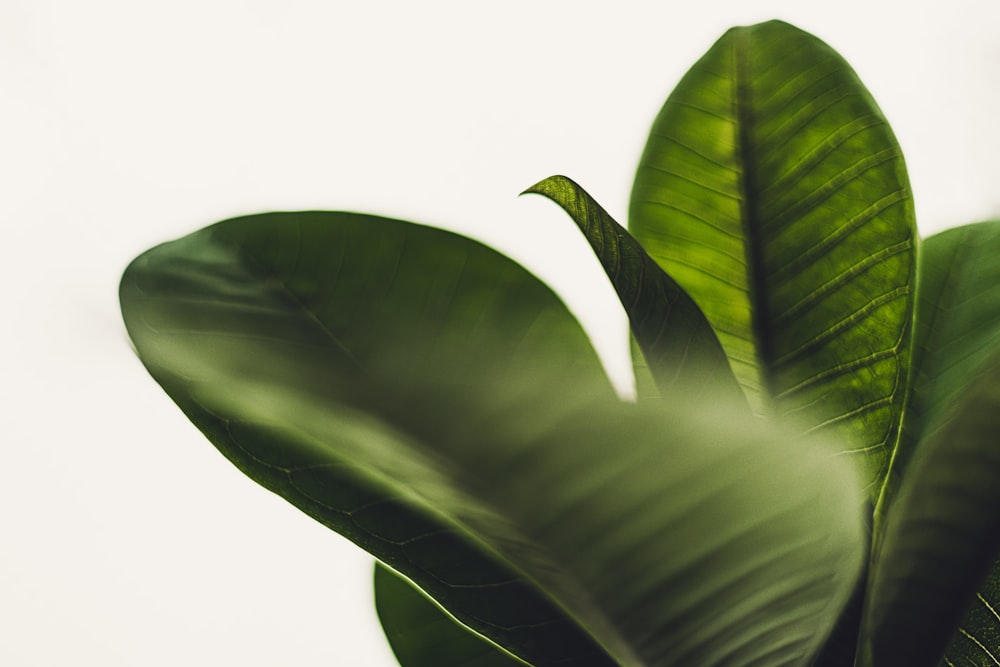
top-left (941, 561), bottom-right (1000, 667)
top-left (121, 211), bottom-right (614, 667)
top-left (375, 563), bottom-right (528, 667)
top-left (811, 567), bottom-right (868, 667)
top-left (860, 351), bottom-right (1000, 667)
top-left (630, 334), bottom-right (659, 402)
top-left (523, 175), bottom-right (744, 405)
top-left (122, 211), bottom-right (866, 667)
top-left (860, 221), bottom-right (1000, 667)
top-left (629, 20), bottom-right (916, 492)
top-left (880, 222), bottom-right (1000, 518)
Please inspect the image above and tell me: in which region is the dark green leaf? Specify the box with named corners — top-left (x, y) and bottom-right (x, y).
top-left (941, 561), bottom-right (1000, 667)
top-left (811, 519), bottom-right (870, 667)
top-left (121, 211), bottom-right (614, 667)
top-left (523, 175), bottom-right (744, 405)
top-left (629, 20), bottom-right (916, 493)
top-left (860, 221), bottom-right (1000, 667)
top-left (860, 351), bottom-right (1000, 667)
top-left (880, 222), bottom-right (1000, 520)
top-left (630, 334), bottom-right (659, 402)
top-left (121, 211), bottom-right (866, 667)
top-left (375, 563), bottom-right (528, 667)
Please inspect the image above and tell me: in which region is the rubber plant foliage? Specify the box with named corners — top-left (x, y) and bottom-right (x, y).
top-left (120, 20), bottom-right (1000, 667)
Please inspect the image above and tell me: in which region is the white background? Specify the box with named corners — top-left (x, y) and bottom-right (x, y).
top-left (3, 1), bottom-right (999, 664)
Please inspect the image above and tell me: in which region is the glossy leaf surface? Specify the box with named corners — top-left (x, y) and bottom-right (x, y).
top-left (122, 211), bottom-right (614, 667)
top-left (629, 20), bottom-right (916, 492)
top-left (375, 563), bottom-right (527, 667)
top-left (121, 211), bottom-right (866, 667)
top-left (523, 175), bottom-right (743, 404)
top-left (861, 222), bottom-right (1000, 667)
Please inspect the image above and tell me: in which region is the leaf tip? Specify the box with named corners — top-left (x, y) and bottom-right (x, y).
top-left (519, 174), bottom-right (575, 198)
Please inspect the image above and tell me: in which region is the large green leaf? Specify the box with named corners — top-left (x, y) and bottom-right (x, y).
top-left (629, 20), bottom-right (916, 492)
top-left (375, 563), bottom-right (528, 667)
top-left (523, 175), bottom-right (743, 404)
top-left (121, 211), bottom-right (615, 667)
top-left (860, 351), bottom-right (1000, 667)
top-left (121, 211), bottom-right (866, 667)
top-left (860, 221), bottom-right (1000, 667)
top-left (880, 222), bottom-right (1000, 516)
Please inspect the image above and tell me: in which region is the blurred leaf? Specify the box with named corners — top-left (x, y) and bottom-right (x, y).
top-left (811, 525), bottom-right (869, 667)
top-left (121, 211), bottom-right (614, 667)
top-left (630, 334), bottom-right (659, 402)
top-left (629, 20), bottom-right (916, 492)
top-left (861, 221), bottom-right (1000, 667)
top-left (523, 175), bottom-right (744, 405)
top-left (880, 222), bottom-right (1000, 518)
top-left (861, 351), bottom-right (1000, 667)
top-left (121, 211), bottom-right (866, 667)
top-left (375, 563), bottom-right (528, 667)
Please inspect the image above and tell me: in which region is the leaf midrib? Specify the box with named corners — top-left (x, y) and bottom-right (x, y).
top-left (734, 27), bottom-right (776, 409)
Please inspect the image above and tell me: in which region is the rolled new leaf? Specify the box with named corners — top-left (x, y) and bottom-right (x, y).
top-left (524, 175), bottom-right (745, 406)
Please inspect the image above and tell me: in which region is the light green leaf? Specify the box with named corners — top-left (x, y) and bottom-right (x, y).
top-left (629, 20), bottom-right (916, 492)
top-left (523, 175), bottom-right (743, 404)
top-left (375, 563), bottom-right (528, 667)
top-left (121, 211), bottom-right (866, 667)
top-left (860, 221), bottom-right (1000, 667)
